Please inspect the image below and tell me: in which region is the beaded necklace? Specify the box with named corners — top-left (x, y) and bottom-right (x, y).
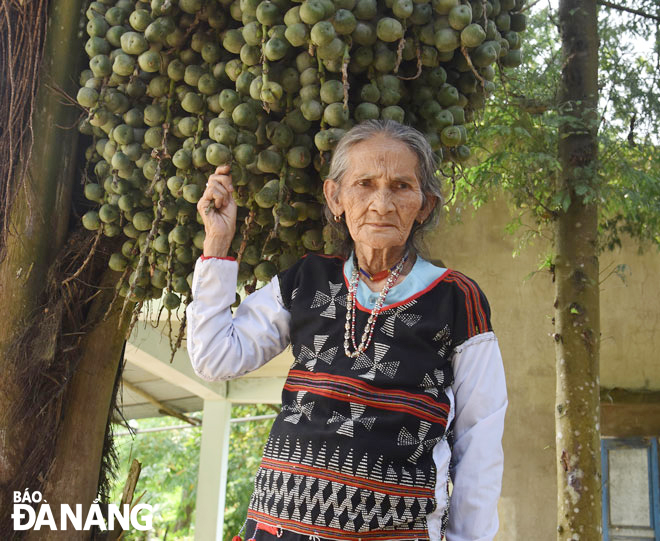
top-left (344, 250), bottom-right (409, 359)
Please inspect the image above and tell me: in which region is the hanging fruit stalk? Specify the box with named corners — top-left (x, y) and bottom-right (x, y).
top-left (76, 0), bottom-right (527, 354)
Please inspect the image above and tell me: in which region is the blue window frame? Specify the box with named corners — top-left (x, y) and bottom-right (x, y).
top-left (601, 438), bottom-right (660, 541)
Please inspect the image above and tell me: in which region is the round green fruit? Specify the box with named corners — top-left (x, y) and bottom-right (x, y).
top-left (181, 92), bottom-right (204, 113)
top-left (323, 102), bottom-right (349, 127)
top-left (257, 149), bottom-right (284, 173)
top-left (381, 105), bottom-right (404, 123)
top-left (129, 9), bottom-right (152, 31)
top-left (170, 225), bottom-right (191, 245)
top-left (84, 183), bottom-right (105, 203)
top-left (355, 102), bottom-right (380, 121)
top-left (120, 31), bottom-right (148, 55)
top-left (311, 21), bottom-right (336, 46)
top-left (332, 9), bottom-right (357, 34)
top-left (320, 79), bottom-right (344, 104)
top-left (432, 0), bottom-right (459, 15)
top-left (287, 146), bottom-right (311, 168)
top-left (256, 1), bottom-right (280, 24)
top-left (254, 260), bottom-right (277, 282)
top-left (163, 292), bottom-right (181, 310)
top-left (132, 210), bottom-right (153, 231)
top-left (440, 125), bottom-right (462, 146)
top-left (299, 0), bottom-right (326, 25)
top-left (90, 54), bottom-right (112, 77)
top-left (172, 149), bottom-right (193, 170)
top-left (285, 23), bottom-right (309, 47)
top-left (108, 252), bottom-right (128, 272)
top-left (354, 0), bottom-right (377, 19)
top-left (264, 37), bottom-right (289, 61)
top-left (182, 184), bottom-right (203, 203)
top-left (99, 203), bottom-right (120, 223)
top-left (314, 128), bottom-right (344, 151)
top-left (461, 23), bottom-right (486, 47)
top-left (137, 50), bottom-right (161, 72)
top-left (206, 143), bottom-right (232, 166)
top-left (448, 4), bottom-right (471, 30)
top-left (434, 27), bottom-right (459, 51)
top-left (77, 87), bottom-right (99, 108)
top-left (378, 15), bottom-right (406, 40)
top-left (301, 228), bottom-right (323, 251)
top-left (82, 210), bottom-right (102, 230)
top-left (472, 41), bottom-right (498, 67)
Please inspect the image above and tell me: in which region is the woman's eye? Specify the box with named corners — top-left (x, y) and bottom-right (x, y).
top-left (397, 182), bottom-right (409, 189)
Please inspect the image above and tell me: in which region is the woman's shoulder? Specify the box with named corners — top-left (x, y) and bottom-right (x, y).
top-left (418, 258), bottom-right (493, 345)
top-left (446, 271), bottom-right (492, 345)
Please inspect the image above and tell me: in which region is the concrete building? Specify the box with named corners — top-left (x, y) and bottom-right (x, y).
top-left (120, 197), bottom-right (660, 540)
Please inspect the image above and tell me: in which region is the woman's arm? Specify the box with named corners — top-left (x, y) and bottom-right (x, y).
top-left (185, 256), bottom-right (291, 381)
top-left (446, 331), bottom-right (507, 541)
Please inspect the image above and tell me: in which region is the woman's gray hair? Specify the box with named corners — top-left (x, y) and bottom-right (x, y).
top-left (323, 119), bottom-right (444, 257)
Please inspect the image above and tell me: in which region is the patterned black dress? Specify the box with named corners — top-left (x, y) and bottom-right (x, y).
top-left (242, 254), bottom-right (492, 541)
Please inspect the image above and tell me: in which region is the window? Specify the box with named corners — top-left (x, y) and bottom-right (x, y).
top-left (601, 438), bottom-right (660, 540)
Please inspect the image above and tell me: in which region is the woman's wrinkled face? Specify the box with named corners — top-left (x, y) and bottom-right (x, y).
top-left (324, 134), bottom-right (435, 252)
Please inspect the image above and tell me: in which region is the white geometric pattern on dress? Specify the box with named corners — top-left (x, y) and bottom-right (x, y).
top-left (295, 334), bottom-right (338, 370)
top-left (263, 436), bottom-right (431, 489)
top-left (433, 324), bottom-right (452, 357)
top-left (310, 281), bottom-right (347, 319)
top-left (419, 368), bottom-right (445, 397)
top-left (397, 420), bottom-right (443, 464)
top-left (380, 300), bottom-right (422, 337)
top-left (327, 402), bottom-right (377, 437)
top-left (282, 391), bottom-right (315, 424)
top-left (291, 287), bottom-right (299, 300)
top-left (251, 465), bottom-right (432, 533)
top-left (351, 342), bottom-right (400, 380)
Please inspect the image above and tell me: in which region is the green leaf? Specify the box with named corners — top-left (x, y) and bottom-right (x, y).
top-left (574, 184), bottom-right (588, 196)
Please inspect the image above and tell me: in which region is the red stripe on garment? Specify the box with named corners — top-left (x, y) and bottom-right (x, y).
top-left (286, 370), bottom-right (450, 418)
top-left (444, 274), bottom-right (475, 337)
top-left (200, 255), bottom-right (236, 261)
top-left (246, 510), bottom-right (431, 540)
top-left (448, 271), bottom-right (489, 335)
top-left (259, 457), bottom-right (434, 497)
top-left (289, 370), bottom-right (448, 407)
top-left (283, 382), bottom-right (447, 425)
top-left (284, 382), bottom-right (448, 425)
top-left (459, 272), bottom-right (488, 333)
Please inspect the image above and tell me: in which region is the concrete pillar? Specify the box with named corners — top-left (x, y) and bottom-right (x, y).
top-left (194, 399), bottom-right (232, 541)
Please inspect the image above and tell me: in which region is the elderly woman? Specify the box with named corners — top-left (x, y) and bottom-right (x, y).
top-left (186, 120), bottom-right (507, 541)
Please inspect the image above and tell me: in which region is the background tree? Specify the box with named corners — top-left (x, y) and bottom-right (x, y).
top-left (108, 404), bottom-right (273, 541)
top-left (460, 0), bottom-right (660, 538)
top-left (111, 416), bottom-right (203, 540)
top-left (0, 2), bottom-right (137, 537)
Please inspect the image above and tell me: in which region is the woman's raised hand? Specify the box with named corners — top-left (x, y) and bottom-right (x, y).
top-left (197, 164), bottom-right (237, 257)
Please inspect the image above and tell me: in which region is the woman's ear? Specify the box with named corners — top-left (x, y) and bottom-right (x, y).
top-left (417, 194), bottom-right (438, 224)
top-left (323, 178), bottom-right (344, 216)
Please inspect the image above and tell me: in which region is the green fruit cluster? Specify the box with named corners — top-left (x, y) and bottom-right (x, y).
top-left (77, 0), bottom-right (525, 305)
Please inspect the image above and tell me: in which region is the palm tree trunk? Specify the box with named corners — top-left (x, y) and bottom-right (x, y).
top-left (0, 0), bottom-right (85, 513)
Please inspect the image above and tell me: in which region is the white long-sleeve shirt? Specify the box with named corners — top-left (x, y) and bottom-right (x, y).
top-left (186, 255), bottom-right (507, 541)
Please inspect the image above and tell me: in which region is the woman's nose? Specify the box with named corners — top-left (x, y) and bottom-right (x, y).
top-left (369, 187), bottom-right (395, 214)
